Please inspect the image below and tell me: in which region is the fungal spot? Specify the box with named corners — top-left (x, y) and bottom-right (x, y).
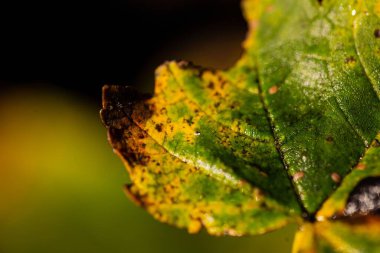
top-left (326, 135), bottom-right (334, 143)
top-left (160, 107), bottom-right (167, 114)
top-left (344, 177), bottom-right (380, 216)
top-left (316, 0), bottom-right (323, 5)
top-left (268, 85), bottom-right (278, 95)
top-left (331, 172), bottom-right (341, 183)
top-left (374, 29), bottom-right (380, 38)
top-left (356, 163), bottom-right (366, 170)
top-left (344, 56), bottom-right (356, 66)
top-left (155, 123), bottom-right (163, 132)
top-left (207, 82), bottom-right (215, 89)
top-left (185, 117), bottom-right (194, 126)
top-left (293, 171), bottom-right (305, 181)
top-left (101, 85), bottom-right (152, 128)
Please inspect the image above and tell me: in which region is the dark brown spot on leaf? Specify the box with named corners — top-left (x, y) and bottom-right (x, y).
top-left (100, 85), bottom-right (152, 129)
top-left (326, 135), bottom-right (334, 143)
top-left (344, 56), bottom-right (356, 64)
top-left (185, 117), bottom-right (194, 126)
top-left (374, 29), bottom-right (380, 38)
top-left (155, 123), bottom-right (163, 132)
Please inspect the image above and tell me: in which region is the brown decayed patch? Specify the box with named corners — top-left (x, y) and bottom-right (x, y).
top-left (101, 85), bottom-right (155, 168)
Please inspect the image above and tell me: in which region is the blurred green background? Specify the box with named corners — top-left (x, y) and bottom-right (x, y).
top-left (0, 0), bottom-right (297, 252)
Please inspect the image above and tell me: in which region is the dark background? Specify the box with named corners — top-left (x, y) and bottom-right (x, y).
top-left (1, 0), bottom-right (246, 102)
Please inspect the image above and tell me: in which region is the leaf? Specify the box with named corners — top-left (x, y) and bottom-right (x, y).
top-left (247, 0), bottom-right (380, 213)
top-left (100, 0), bottom-right (380, 245)
top-left (292, 217), bottom-right (380, 253)
top-left (293, 134), bottom-right (380, 252)
top-left (317, 134), bottom-right (380, 220)
top-left (100, 79), bottom-right (299, 235)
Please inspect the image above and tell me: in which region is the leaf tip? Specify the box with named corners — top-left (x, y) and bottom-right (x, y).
top-left (100, 85), bottom-right (152, 129)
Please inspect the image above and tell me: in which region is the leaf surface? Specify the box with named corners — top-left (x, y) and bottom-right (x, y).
top-left (248, 0), bottom-right (380, 212)
top-left (101, 0), bottom-right (380, 238)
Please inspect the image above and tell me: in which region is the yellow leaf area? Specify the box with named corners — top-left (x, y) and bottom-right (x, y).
top-left (292, 217), bottom-right (380, 253)
top-left (101, 61), bottom-right (300, 236)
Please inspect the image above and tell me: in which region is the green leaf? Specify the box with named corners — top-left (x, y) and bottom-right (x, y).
top-left (100, 0), bottom-right (380, 245)
top-left (249, 0), bottom-right (380, 213)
